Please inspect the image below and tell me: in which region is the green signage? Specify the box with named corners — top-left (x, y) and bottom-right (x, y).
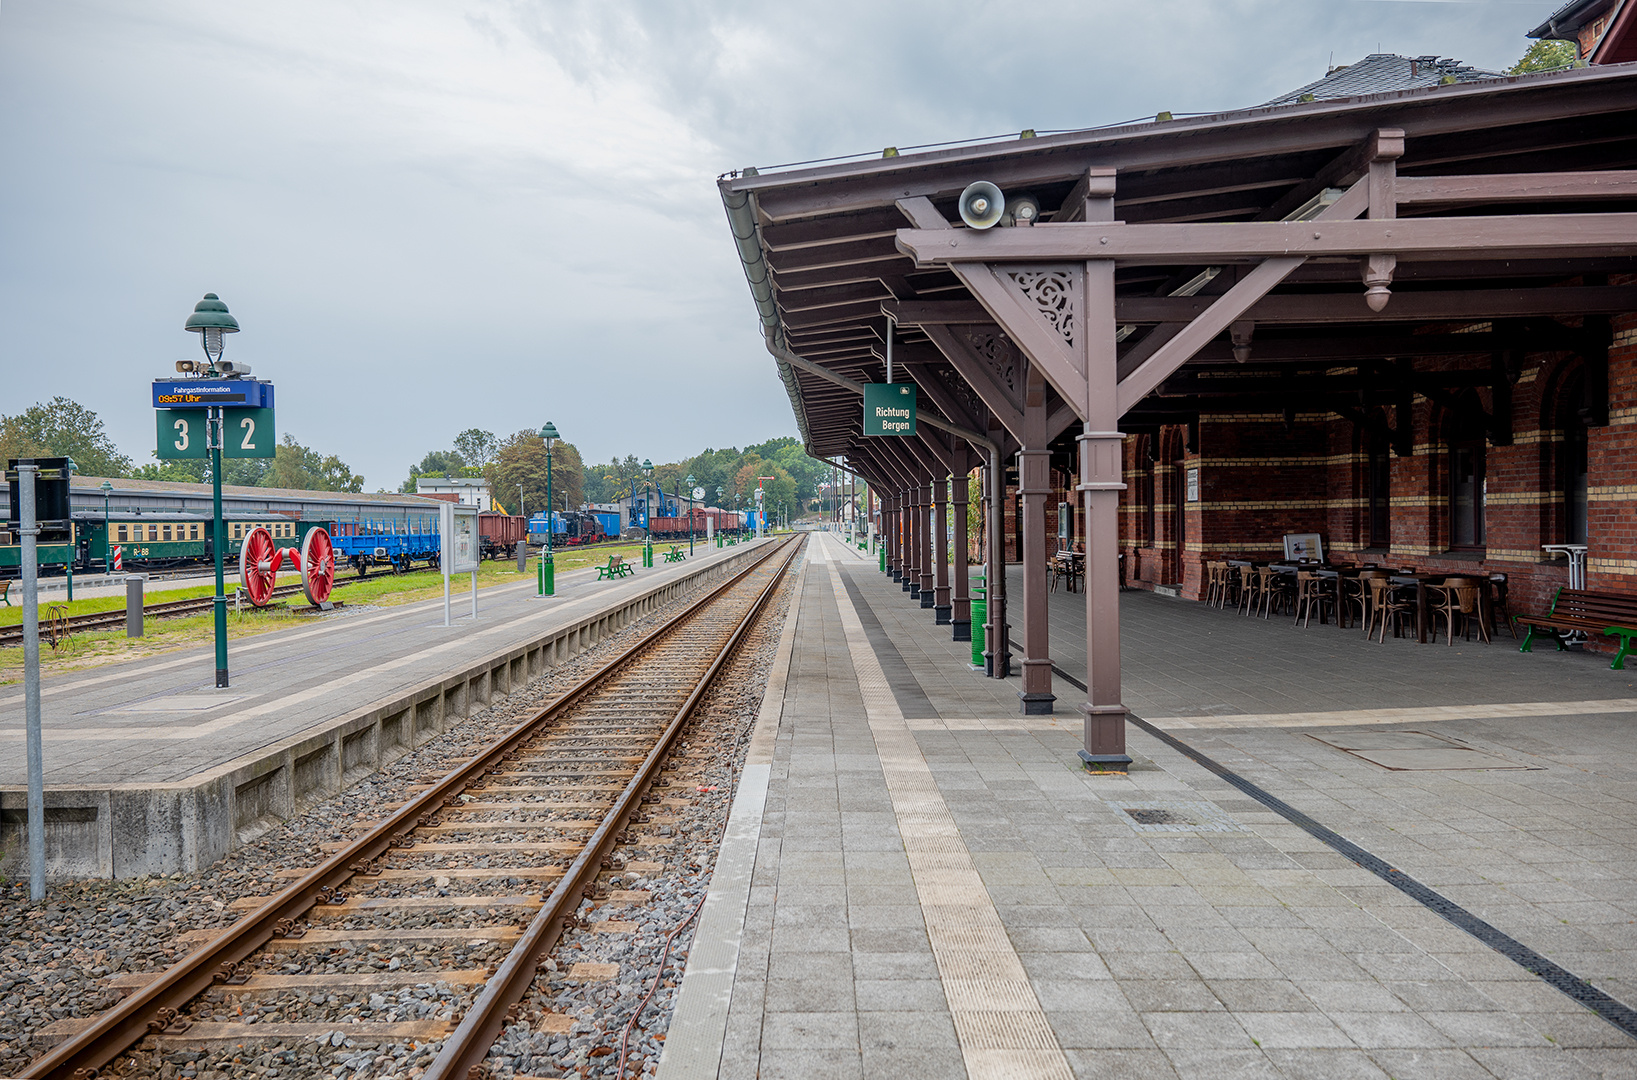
top-left (863, 383), bottom-right (917, 436)
top-left (156, 410), bottom-right (208, 459)
top-left (223, 407), bottom-right (276, 459)
top-left (156, 407), bottom-right (276, 460)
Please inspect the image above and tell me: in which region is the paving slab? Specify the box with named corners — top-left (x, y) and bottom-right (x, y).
top-left (662, 532), bottom-right (1637, 1079)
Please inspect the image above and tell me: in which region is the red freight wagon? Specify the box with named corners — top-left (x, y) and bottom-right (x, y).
top-left (478, 512), bottom-right (528, 560)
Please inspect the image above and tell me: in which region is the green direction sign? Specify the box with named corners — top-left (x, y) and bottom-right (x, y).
top-left (156, 407), bottom-right (276, 460)
top-left (156, 410), bottom-right (208, 459)
top-left (223, 407), bottom-right (276, 459)
top-left (863, 383), bottom-right (917, 436)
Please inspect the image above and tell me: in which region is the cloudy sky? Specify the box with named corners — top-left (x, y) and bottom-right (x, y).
top-left (1, 0), bottom-right (1546, 490)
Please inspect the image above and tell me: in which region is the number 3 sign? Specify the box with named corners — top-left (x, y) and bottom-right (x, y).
top-left (155, 407), bottom-right (276, 459)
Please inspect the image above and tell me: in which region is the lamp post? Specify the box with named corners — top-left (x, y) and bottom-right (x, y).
top-left (685, 473), bottom-right (696, 555)
top-left (538, 423), bottom-right (558, 596)
top-left (642, 459), bottom-right (655, 568)
top-left (184, 293), bottom-right (240, 688)
top-left (99, 480), bottom-right (112, 572)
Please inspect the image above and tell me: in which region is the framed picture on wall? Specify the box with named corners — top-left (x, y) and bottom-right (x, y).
top-left (1185, 467), bottom-right (1199, 503)
top-left (1283, 533), bottom-right (1324, 562)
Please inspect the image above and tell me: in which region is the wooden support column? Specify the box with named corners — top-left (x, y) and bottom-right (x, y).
top-left (905, 479), bottom-right (921, 596)
top-left (934, 473), bottom-right (951, 623)
top-left (919, 476), bottom-right (935, 607)
top-left (1018, 367), bottom-right (1055, 716)
top-left (1078, 256), bottom-right (1132, 769)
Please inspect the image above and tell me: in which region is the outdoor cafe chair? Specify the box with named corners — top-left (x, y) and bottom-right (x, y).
top-left (1293, 571), bottom-right (1335, 629)
top-left (1342, 570), bottom-right (1390, 633)
top-left (1488, 572), bottom-right (1518, 640)
top-left (1368, 577), bottom-right (1417, 643)
top-left (1236, 564), bottom-right (1259, 616)
top-left (1429, 577), bottom-right (1490, 646)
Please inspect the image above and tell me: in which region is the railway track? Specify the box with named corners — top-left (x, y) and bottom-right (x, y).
top-left (23, 532), bottom-right (803, 1080)
top-left (0, 582), bottom-right (329, 648)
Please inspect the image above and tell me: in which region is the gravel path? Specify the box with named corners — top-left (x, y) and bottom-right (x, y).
top-left (1, 541), bottom-right (801, 1080)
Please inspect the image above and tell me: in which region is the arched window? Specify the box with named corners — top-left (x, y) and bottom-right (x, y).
top-left (1366, 425), bottom-right (1391, 549)
top-left (1559, 369), bottom-right (1589, 545)
top-left (1447, 398), bottom-right (1486, 549)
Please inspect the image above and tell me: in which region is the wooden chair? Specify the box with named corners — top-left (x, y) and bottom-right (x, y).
top-left (1253, 566), bottom-right (1284, 618)
top-left (1488, 572), bottom-right (1517, 640)
top-left (1428, 576), bottom-right (1489, 645)
top-left (1236, 565), bottom-right (1259, 616)
top-left (1342, 570), bottom-right (1390, 632)
top-left (1368, 578), bottom-right (1416, 643)
top-left (1203, 561), bottom-right (1225, 607)
top-left (1293, 571), bottom-right (1334, 628)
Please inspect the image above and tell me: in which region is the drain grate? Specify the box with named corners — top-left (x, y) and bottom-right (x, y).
top-left (1125, 808), bottom-right (1184, 825)
top-left (1109, 799), bottom-right (1243, 833)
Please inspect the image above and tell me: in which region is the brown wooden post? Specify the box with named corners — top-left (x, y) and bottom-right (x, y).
top-left (1018, 367), bottom-right (1055, 715)
top-left (933, 472), bottom-right (951, 622)
top-left (951, 456), bottom-right (972, 640)
top-left (1078, 177), bottom-right (1132, 768)
top-left (891, 488), bottom-right (904, 581)
top-left (920, 475), bottom-right (936, 608)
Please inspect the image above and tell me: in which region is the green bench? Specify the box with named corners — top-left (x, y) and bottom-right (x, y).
top-left (664, 546), bottom-right (685, 563)
top-left (1517, 587), bottom-right (1637, 670)
top-left (596, 554), bottom-right (635, 580)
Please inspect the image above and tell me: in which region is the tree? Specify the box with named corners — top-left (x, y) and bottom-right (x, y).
top-left (487, 429), bottom-right (584, 518)
top-left (453, 429), bottom-right (498, 472)
top-left (132, 457), bottom-right (270, 487)
top-left (1510, 39), bottom-right (1577, 74)
top-left (261, 434), bottom-right (364, 492)
top-left (0, 397), bottom-right (132, 476)
top-left (400, 449), bottom-right (466, 493)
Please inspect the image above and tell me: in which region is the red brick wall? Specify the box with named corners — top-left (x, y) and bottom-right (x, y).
top-left (1108, 311), bottom-right (1637, 651)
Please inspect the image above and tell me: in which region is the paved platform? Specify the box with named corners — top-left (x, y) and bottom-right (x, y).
top-left (660, 532), bottom-right (1637, 1079)
top-left (0, 540), bottom-right (772, 877)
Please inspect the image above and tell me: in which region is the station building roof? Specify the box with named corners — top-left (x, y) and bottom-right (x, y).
top-left (717, 62), bottom-right (1637, 473)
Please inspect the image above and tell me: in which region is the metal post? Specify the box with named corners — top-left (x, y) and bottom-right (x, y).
top-left (209, 406), bottom-right (228, 687)
top-left (540, 450), bottom-right (555, 595)
top-left (126, 575), bottom-right (145, 637)
top-left (19, 465), bottom-right (45, 900)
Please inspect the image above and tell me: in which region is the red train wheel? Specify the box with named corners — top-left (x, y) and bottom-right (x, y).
top-left (301, 527), bottom-right (335, 606)
top-left (239, 526), bottom-right (278, 607)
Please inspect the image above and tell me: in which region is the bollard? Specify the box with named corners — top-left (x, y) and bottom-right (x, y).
top-left (516, 542), bottom-right (527, 574)
top-left (970, 592), bottom-right (987, 669)
top-left (126, 574), bottom-right (145, 637)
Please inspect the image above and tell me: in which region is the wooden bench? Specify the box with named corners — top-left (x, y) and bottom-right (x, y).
top-left (596, 554), bottom-right (635, 581)
top-left (663, 546), bottom-right (685, 563)
top-left (1517, 587), bottom-right (1637, 670)
top-left (1, 580), bottom-right (9, 607)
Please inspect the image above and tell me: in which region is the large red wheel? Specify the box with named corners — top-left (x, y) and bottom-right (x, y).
top-left (239, 526), bottom-right (279, 607)
top-left (300, 527), bottom-right (336, 606)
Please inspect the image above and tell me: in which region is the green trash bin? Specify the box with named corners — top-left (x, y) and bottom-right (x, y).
top-left (878, 546), bottom-right (886, 573)
top-left (970, 578), bottom-right (987, 668)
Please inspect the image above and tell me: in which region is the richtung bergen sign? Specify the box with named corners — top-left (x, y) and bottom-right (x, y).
top-left (863, 383), bottom-right (917, 436)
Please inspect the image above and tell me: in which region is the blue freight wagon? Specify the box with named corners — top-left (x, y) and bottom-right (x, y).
top-left (331, 516), bottom-right (442, 576)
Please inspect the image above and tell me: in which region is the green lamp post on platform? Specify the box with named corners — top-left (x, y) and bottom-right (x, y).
top-left (537, 423), bottom-right (558, 596)
top-left (184, 293), bottom-right (240, 688)
top-left (642, 459), bottom-right (655, 568)
top-left (686, 473), bottom-right (696, 556)
top-left (99, 481), bottom-right (113, 571)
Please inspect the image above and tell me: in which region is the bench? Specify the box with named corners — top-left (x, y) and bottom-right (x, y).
top-left (1, 579), bottom-right (9, 607)
top-left (596, 554), bottom-right (635, 581)
top-left (663, 546), bottom-right (685, 563)
top-left (1517, 587), bottom-right (1637, 670)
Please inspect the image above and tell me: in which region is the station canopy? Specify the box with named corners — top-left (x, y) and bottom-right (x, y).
top-left (719, 64), bottom-right (1637, 475)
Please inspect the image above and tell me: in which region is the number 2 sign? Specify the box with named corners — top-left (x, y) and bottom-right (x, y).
top-left (155, 407), bottom-right (276, 460)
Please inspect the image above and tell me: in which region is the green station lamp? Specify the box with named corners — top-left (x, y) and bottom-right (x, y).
top-left (642, 458), bottom-right (655, 568)
top-left (185, 294), bottom-right (239, 687)
top-left (685, 473), bottom-right (696, 556)
top-left (538, 422), bottom-right (558, 596)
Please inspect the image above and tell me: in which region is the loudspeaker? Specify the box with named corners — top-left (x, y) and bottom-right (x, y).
top-left (958, 181), bottom-right (1005, 230)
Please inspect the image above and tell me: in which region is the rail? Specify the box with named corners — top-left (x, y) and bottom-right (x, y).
top-left (22, 532), bottom-right (803, 1080)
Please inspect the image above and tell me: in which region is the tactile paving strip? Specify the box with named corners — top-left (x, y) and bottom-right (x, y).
top-left (829, 565), bottom-right (1074, 1080)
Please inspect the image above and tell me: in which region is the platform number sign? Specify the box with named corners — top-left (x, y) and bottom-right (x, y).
top-left (156, 407), bottom-right (276, 460)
